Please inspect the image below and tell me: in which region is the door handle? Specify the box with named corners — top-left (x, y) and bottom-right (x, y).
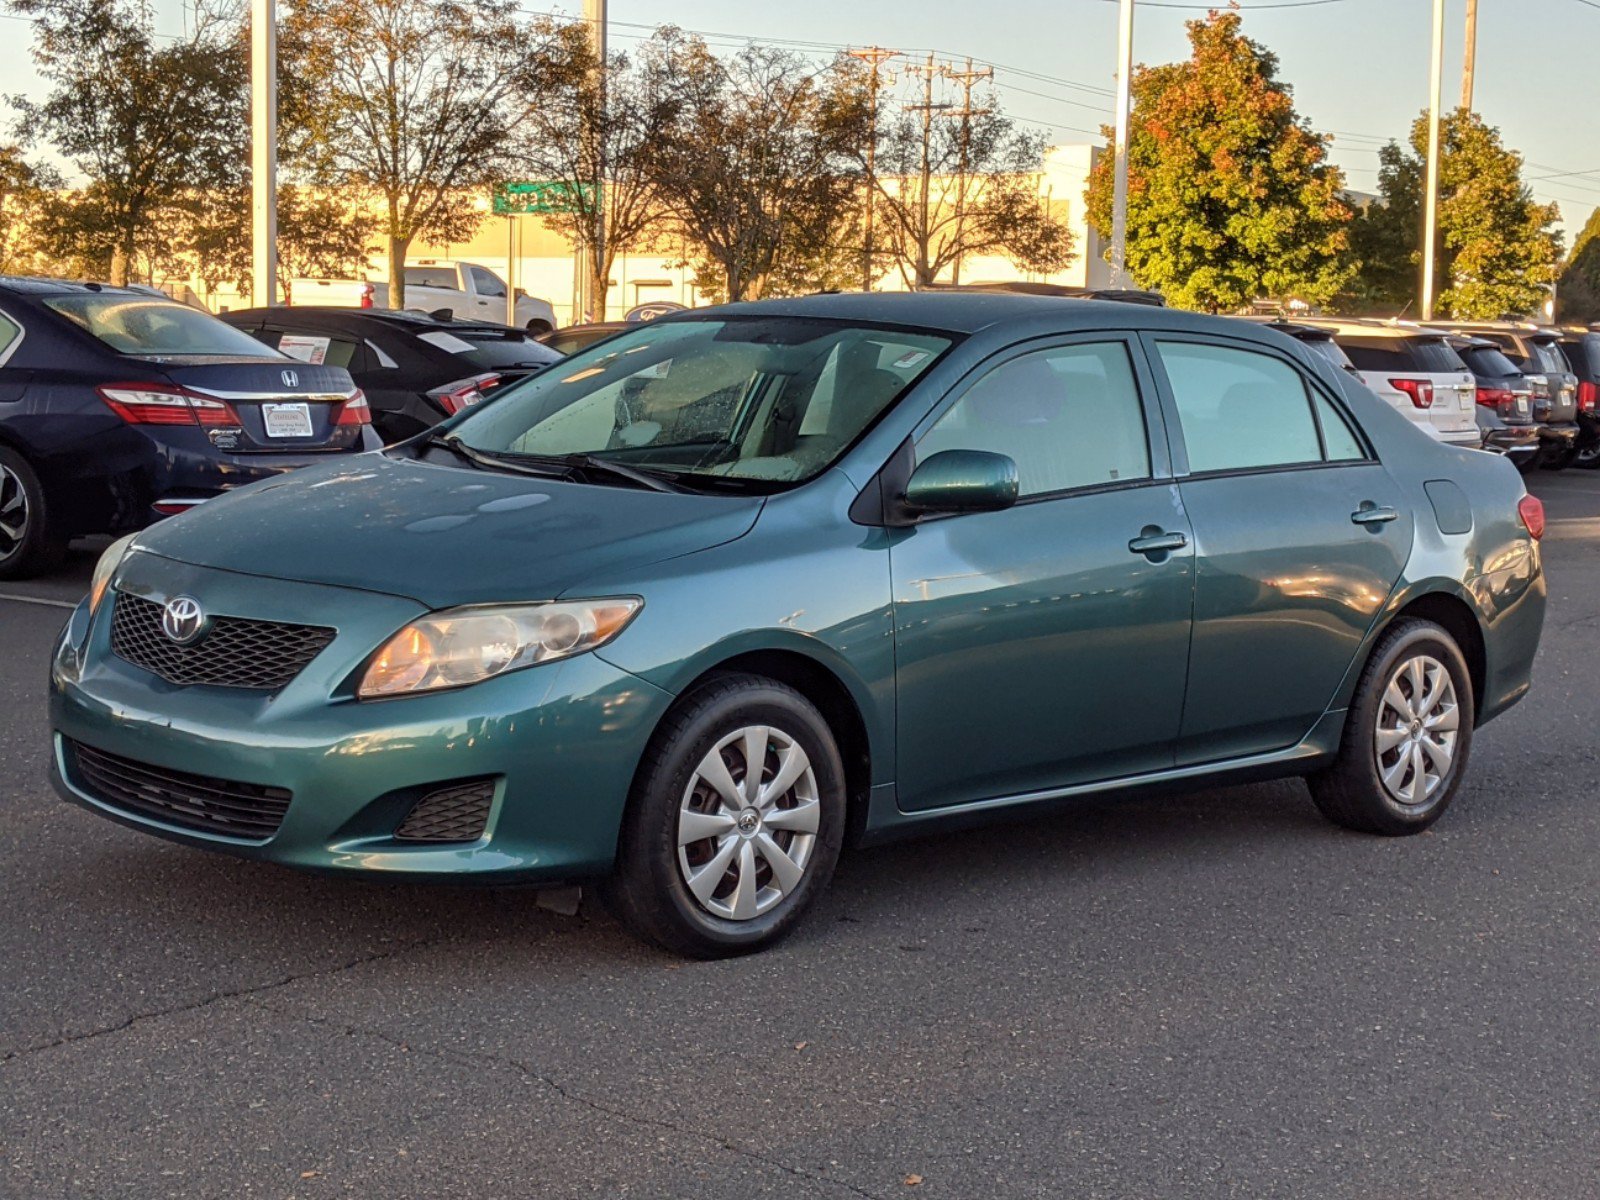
top-left (1128, 530), bottom-right (1189, 556)
top-left (1351, 503), bottom-right (1399, 526)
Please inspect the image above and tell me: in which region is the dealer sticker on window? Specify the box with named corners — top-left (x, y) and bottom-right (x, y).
top-left (262, 402), bottom-right (314, 438)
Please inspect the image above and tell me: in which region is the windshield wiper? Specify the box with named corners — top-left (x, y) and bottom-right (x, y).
top-left (530, 453), bottom-right (691, 494)
top-left (419, 433), bottom-right (566, 479)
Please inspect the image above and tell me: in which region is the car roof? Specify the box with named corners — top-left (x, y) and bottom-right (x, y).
top-left (0, 276), bottom-right (156, 298)
top-left (1289, 317), bottom-right (1455, 340)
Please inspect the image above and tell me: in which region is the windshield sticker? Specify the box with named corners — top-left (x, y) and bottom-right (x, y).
top-left (417, 330), bottom-right (478, 355)
top-left (892, 350), bottom-right (930, 369)
top-left (638, 358), bottom-right (673, 379)
top-left (278, 334), bottom-right (331, 364)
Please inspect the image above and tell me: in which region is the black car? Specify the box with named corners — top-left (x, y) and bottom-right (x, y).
top-left (221, 307), bottom-right (563, 442)
top-left (1445, 322), bottom-right (1580, 468)
top-left (538, 321), bottom-right (633, 357)
top-left (0, 278), bottom-right (374, 579)
top-left (1448, 336), bottom-right (1540, 466)
top-left (1556, 325), bottom-right (1600, 469)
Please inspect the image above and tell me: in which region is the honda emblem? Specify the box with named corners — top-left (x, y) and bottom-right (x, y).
top-left (281, 369), bottom-right (300, 388)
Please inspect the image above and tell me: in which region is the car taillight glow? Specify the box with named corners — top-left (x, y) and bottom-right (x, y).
top-left (1579, 380), bottom-right (1598, 412)
top-left (97, 384), bottom-right (241, 428)
top-left (1476, 386), bottom-right (1510, 409)
top-left (333, 388), bottom-right (371, 426)
top-left (1390, 378), bottom-right (1434, 409)
top-left (428, 373), bottom-right (502, 416)
top-left (1518, 494), bottom-right (1545, 541)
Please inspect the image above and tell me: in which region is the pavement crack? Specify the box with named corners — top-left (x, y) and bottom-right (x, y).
top-left (0, 938), bottom-right (442, 1065)
top-left (251, 999), bottom-right (888, 1200)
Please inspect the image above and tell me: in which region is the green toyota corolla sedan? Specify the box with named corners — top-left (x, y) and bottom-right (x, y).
top-left (49, 293), bottom-right (1546, 956)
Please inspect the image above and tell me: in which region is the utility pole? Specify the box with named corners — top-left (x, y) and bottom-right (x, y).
top-left (1422, 0), bottom-right (1445, 321)
top-left (1109, 0), bottom-right (1135, 287)
top-left (250, 0), bottom-right (277, 308)
top-left (1461, 0), bottom-right (1479, 111)
top-left (580, 0), bottom-right (606, 322)
top-left (942, 58), bottom-right (993, 285)
top-left (904, 54), bottom-right (950, 289)
top-left (848, 46), bottom-right (899, 292)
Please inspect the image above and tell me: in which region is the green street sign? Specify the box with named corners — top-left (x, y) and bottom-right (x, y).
top-left (492, 180), bottom-right (596, 215)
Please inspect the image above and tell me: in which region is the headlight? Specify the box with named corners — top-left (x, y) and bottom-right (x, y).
top-left (89, 533), bottom-right (140, 614)
top-left (358, 599), bottom-right (642, 698)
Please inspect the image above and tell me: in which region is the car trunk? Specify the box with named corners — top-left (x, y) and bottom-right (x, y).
top-left (153, 358), bottom-right (364, 453)
top-left (1527, 339), bottom-right (1578, 423)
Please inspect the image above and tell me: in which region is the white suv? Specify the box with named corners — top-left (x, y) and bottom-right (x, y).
top-left (1300, 320), bottom-right (1479, 448)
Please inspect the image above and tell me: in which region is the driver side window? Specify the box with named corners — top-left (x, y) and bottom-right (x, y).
top-left (917, 342), bottom-right (1151, 498)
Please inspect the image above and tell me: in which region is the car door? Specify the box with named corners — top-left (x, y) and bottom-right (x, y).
top-left (465, 266), bottom-right (507, 320)
top-left (890, 335), bottom-right (1196, 812)
top-left (1145, 335), bottom-right (1412, 765)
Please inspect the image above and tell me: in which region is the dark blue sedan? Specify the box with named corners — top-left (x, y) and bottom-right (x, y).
top-left (0, 278), bottom-right (379, 578)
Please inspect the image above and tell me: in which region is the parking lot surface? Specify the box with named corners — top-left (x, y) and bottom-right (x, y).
top-left (3, 474), bottom-right (1597, 1199)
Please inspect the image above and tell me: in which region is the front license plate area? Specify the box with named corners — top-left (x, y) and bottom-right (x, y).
top-left (262, 402), bottom-right (314, 438)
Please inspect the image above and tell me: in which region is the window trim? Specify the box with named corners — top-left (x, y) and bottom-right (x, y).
top-left (1141, 331), bottom-right (1376, 481)
top-left (0, 305), bottom-right (25, 368)
top-left (906, 330), bottom-right (1173, 506)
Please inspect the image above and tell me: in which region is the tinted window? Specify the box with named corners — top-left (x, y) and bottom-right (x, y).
top-left (1461, 346), bottom-right (1520, 377)
top-left (918, 342), bottom-right (1150, 497)
top-left (259, 329), bottom-right (363, 370)
top-left (1303, 336), bottom-right (1355, 372)
top-left (1315, 393), bottom-right (1365, 461)
top-left (0, 309), bottom-right (20, 362)
top-left (447, 330), bottom-right (562, 370)
top-left (1408, 338), bottom-right (1468, 373)
top-left (405, 266), bottom-right (458, 290)
top-left (1342, 337), bottom-right (1465, 374)
top-left (1559, 335), bottom-right (1600, 377)
top-left (1529, 341), bottom-right (1570, 373)
top-left (467, 266), bottom-right (506, 299)
top-left (1157, 341), bottom-right (1321, 473)
top-left (454, 318), bottom-right (951, 487)
top-left (45, 295), bottom-right (278, 358)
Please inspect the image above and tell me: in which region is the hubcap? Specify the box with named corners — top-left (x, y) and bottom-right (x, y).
top-left (1374, 654), bottom-right (1459, 808)
top-left (0, 464), bottom-right (27, 562)
top-left (676, 725), bottom-right (821, 922)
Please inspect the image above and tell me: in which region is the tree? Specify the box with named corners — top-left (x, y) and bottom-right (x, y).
top-left (0, 146), bottom-right (61, 275)
top-left (1085, 10), bottom-right (1353, 312)
top-left (1347, 110), bottom-right (1562, 319)
top-left (870, 71), bottom-right (1073, 288)
top-left (514, 24), bottom-right (679, 321)
top-left (8, 0), bottom-right (246, 285)
top-left (646, 35), bottom-right (870, 304)
top-left (1557, 207), bottom-right (1600, 323)
top-left (281, 0), bottom-right (565, 308)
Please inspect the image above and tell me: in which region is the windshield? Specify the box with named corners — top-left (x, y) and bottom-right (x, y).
top-left (448, 317), bottom-right (953, 487)
top-left (46, 294), bottom-right (278, 358)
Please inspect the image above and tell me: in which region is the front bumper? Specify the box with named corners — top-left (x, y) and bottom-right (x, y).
top-left (48, 555), bottom-right (671, 882)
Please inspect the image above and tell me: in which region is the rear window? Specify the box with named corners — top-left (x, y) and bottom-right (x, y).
top-left (444, 330), bottom-right (563, 371)
top-left (46, 295), bottom-right (279, 358)
top-left (0, 308), bottom-right (21, 362)
top-left (1301, 336), bottom-right (1355, 372)
top-left (405, 266), bottom-right (458, 290)
top-left (1461, 346), bottom-right (1520, 377)
top-left (1529, 340), bottom-right (1571, 374)
top-left (1559, 335), bottom-right (1600, 376)
top-left (1342, 337), bottom-right (1465, 374)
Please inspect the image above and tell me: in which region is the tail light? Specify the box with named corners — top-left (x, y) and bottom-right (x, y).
top-left (98, 384), bottom-right (240, 428)
top-left (359, 282), bottom-right (376, 310)
top-left (332, 388), bottom-right (371, 426)
top-left (1475, 386), bottom-right (1510, 409)
top-left (427, 373), bottom-right (502, 416)
top-left (1390, 378), bottom-right (1434, 409)
top-left (1518, 494), bottom-right (1545, 541)
top-left (1579, 380), bottom-right (1598, 412)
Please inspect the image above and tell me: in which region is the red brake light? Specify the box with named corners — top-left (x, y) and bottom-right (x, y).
top-left (1475, 386), bottom-right (1510, 409)
top-left (1578, 380), bottom-right (1598, 412)
top-left (428, 373), bottom-right (501, 416)
top-left (1518, 494), bottom-right (1545, 541)
top-left (97, 384), bottom-right (240, 428)
top-left (1390, 378), bottom-right (1434, 409)
top-left (333, 388), bottom-right (371, 426)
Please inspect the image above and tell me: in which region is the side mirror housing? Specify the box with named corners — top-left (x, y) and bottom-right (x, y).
top-left (902, 449), bottom-right (1020, 517)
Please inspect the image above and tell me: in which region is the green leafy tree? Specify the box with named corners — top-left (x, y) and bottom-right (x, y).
top-left (281, 0), bottom-right (567, 308)
top-left (1347, 110), bottom-right (1562, 318)
top-left (646, 35), bottom-right (870, 303)
top-left (1556, 206), bottom-right (1600, 324)
top-left (1085, 10), bottom-right (1353, 312)
top-left (0, 145), bottom-right (62, 274)
top-left (7, 0), bottom-right (246, 285)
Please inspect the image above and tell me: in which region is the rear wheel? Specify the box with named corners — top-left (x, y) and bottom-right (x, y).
top-left (603, 674), bottom-right (846, 958)
top-left (0, 447), bottom-right (66, 581)
top-left (1308, 619), bottom-right (1474, 836)
top-left (1541, 446), bottom-right (1578, 471)
top-left (1574, 441), bottom-right (1600, 470)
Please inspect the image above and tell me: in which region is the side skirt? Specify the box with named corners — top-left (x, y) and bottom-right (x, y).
top-left (855, 709), bottom-right (1348, 849)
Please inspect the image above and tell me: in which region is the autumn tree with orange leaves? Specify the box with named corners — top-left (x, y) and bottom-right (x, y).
top-left (1086, 10), bottom-right (1353, 312)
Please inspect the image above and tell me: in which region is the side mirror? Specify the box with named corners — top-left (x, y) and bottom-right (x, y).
top-left (903, 449), bottom-right (1019, 516)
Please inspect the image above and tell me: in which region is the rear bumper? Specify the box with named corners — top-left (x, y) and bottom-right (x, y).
top-left (1482, 427), bottom-right (1542, 458)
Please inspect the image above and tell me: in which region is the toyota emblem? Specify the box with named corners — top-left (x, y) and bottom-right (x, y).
top-left (161, 595), bottom-right (207, 645)
top-left (281, 369), bottom-right (300, 388)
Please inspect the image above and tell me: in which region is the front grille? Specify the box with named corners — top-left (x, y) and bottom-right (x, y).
top-left (395, 780), bottom-right (495, 843)
top-left (68, 740), bottom-right (291, 841)
top-left (111, 592), bottom-right (335, 690)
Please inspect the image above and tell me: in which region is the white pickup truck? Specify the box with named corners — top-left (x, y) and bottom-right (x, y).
top-left (287, 259), bottom-right (558, 333)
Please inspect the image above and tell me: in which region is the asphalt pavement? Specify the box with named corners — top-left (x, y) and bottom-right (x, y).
top-left (2, 475), bottom-right (1598, 1199)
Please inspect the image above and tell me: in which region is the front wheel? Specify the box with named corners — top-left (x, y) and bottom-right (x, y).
top-left (1308, 618), bottom-right (1474, 836)
top-left (603, 674), bottom-right (846, 958)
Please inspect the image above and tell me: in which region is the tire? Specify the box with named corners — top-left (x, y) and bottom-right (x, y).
top-left (0, 446), bottom-right (66, 581)
top-left (1574, 441), bottom-right (1600, 470)
top-left (1514, 454), bottom-right (1541, 476)
top-left (1308, 618), bottom-right (1474, 836)
top-left (602, 673), bottom-right (847, 958)
top-left (1541, 446), bottom-right (1578, 471)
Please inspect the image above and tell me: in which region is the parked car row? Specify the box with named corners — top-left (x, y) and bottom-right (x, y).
top-left (287, 258), bottom-right (560, 334)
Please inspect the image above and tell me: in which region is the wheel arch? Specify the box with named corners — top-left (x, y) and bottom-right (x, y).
top-left (1341, 582), bottom-right (1488, 723)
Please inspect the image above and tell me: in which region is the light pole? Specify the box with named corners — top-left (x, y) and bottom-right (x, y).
top-left (1109, 0), bottom-right (1135, 287)
top-left (1421, 0), bottom-right (1445, 322)
top-left (580, 0), bottom-right (606, 322)
top-left (250, 0), bottom-right (277, 308)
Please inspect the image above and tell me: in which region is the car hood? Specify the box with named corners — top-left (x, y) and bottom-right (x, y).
top-left (131, 452), bottom-right (765, 609)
